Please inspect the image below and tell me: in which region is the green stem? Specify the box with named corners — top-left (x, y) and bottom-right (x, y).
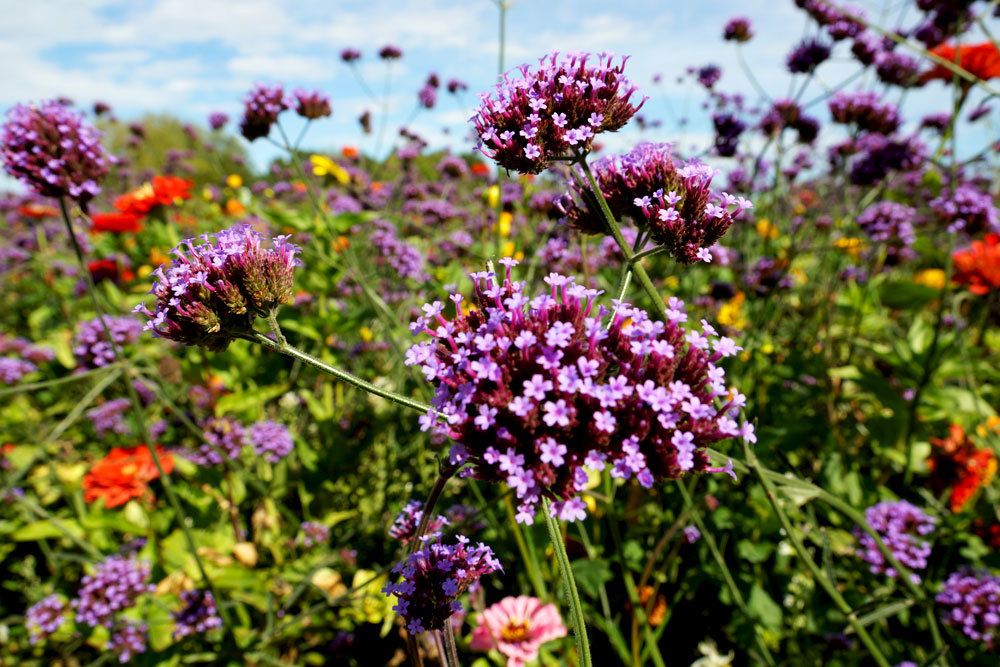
top-left (503, 496), bottom-right (548, 599)
top-left (542, 497), bottom-right (591, 667)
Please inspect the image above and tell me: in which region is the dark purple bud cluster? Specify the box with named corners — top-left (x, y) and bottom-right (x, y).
top-left (388, 499), bottom-right (450, 544)
top-left (382, 534), bottom-right (501, 634)
top-left (723, 17), bottom-right (754, 43)
top-left (1, 100), bottom-right (109, 203)
top-left (73, 316), bottom-right (142, 369)
top-left (293, 89), bottom-right (332, 120)
top-left (936, 570), bottom-right (999, 647)
top-left (828, 91), bottom-right (901, 135)
top-left (712, 112), bottom-right (747, 157)
top-left (172, 589), bottom-right (223, 640)
top-left (239, 84), bottom-right (290, 141)
top-left (799, 1), bottom-right (866, 41)
top-left (854, 500), bottom-right (936, 583)
top-left (407, 260), bottom-right (749, 524)
top-left (379, 45), bottom-right (403, 60)
top-left (340, 48), bottom-right (361, 63)
top-left (848, 133), bottom-right (926, 186)
top-left (786, 38), bottom-right (832, 74)
top-left (929, 183), bottom-right (999, 235)
top-left (856, 202), bottom-right (919, 265)
top-left (758, 99), bottom-right (820, 145)
top-left (136, 223), bottom-right (301, 350)
top-left (874, 51), bottom-right (921, 88)
top-left (472, 52), bottom-right (645, 174)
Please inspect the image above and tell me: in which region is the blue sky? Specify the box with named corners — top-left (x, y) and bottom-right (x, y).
top-left (0, 0), bottom-right (996, 176)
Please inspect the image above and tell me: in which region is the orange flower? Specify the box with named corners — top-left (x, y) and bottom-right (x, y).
top-left (88, 258), bottom-right (134, 285)
top-left (17, 203), bottom-right (59, 219)
top-left (470, 162), bottom-right (490, 177)
top-left (83, 445), bottom-right (175, 508)
top-left (224, 198), bottom-right (246, 217)
top-left (922, 42), bottom-right (1000, 84)
top-left (953, 234), bottom-right (1000, 295)
top-left (341, 145), bottom-right (359, 159)
top-left (90, 211), bottom-right (143, 234)
top-left (114, 175), bottom-right (194, 217)
top-left (927, 424), bottom-right (997, 512)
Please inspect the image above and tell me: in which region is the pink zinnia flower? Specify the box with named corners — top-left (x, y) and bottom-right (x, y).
top-left (470, 596), bottom-right (567, 666)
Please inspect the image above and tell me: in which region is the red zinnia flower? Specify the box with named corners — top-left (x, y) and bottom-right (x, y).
top-left (83, 445), bottom-right (175, 508)
top-left (953, 234), bottom-right (1000, 295)
top-left (922, 42), bottom-right (1000, 84)
top-left (90, 211), bottom-right (143, 234)
top-left (114, 175), bottom-right (193, 217)
top-left (88, 258), bottom-right (135, 285)
top-left (927, 424), bottom-right (997, 512)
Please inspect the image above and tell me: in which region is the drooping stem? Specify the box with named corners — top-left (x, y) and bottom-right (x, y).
top-left (542, 497), bottom-right (592, 667)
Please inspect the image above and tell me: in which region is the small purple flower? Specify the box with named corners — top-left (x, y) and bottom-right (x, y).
top-left (173, 589), bottom-right (223, 640)
top-left (847, 133), bottom-right (926, 186)
top-left (389, 500), bottom-right (449, 544)
top-left (0, 357), bottom-right (36, 384)
top-left (854, 500), bottom-right (936, 583)
top-left (300, 521), bottom-right (329, 548)
top-left (929, 183), bottom-right (998, 235)
top-left (186, 416), bottom-right (246, 466)
top-left (1, 100), bottom-right (109, 202)
top-left (786, 38), bottom-right (832, 74)
top-left (293, 89), bottom-right (332, 120)
top-left (696, 65), bottom-right (722, 89)
top-left (683, 526), bottom-right (701, 544)
top-left (378, 45), bottom-right (403, 60)
top-left (712, 112), bottom-right (747, 157)
top-left (208, 112), bottom-right (229, 131)
top-left (382, 534), bottom-right (501, 634)
top-left (828, 91), bottom-right (900, 135)
top-left (26, 595), bottom-right (66, 644)
top-left (87, 398), bottom-right (132, 436)
top-left (72, 555), bottom-right (153, 628)
top-left (723, 17), bottom-right (753, 43)
top-left (135, 223), bottom-right (301, 350)
top-left (936, 570), bottom-right (998, 647)
top-left (340, 48), bottom-right (361, 63)
top-left (73, 316), bottom-right (142, 369)
top-left (108, 621), bottom-right (147, 663)
top-left (874, 51), bottom-right (921, 88)
top-left (239, 84), bottom-right (289, 141)
top-left (856, 202), bottom-right (919, 265)
top-left (369, 219), bottom-right (429, 281)
top-left (249, 420), bottom-right (293, 463)
top-left (446, 79), bottom-right (468, 94)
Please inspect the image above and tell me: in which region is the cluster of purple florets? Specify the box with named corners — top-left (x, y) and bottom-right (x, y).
top-left (383, 534), bottom-right (501, 634)
top-left (1, 100), bottom-right (109, 203)
top-left (418, 74), bottom-right (439, 110)
top-left (73, 315), bottom-right (142, 369)
top-left (72, 555), bottom-right (153, 628)
top-left (828, 91), bottom-right (901, 135)
top-left (758, 99), bottom-right (820, 145)
top-left (293, 89), bottom-right (332, 120)
top-left (0, 335), bottom-right (53, 384)
top-left (239, 84), bottom-right (290, 141)
top-left (929, 183), bottom-right (999, 235)
top-left (87, 398), bottom-right (132, 436)
top-left (25, 594), bottom-right (67, 644)
top-left (406, 260), bottom-right (749, 524)
top-left (472, 52), bottom-right (645, 173)
top-left (874, 51), bottom-right (921, 88)
top-left (712, 112), bottom-right (748, 157)
top-left (388, 499), bottom-right (449, 544)
top-left (723, 17), bottom-right (753, 43)
top-left (856, 202), bottom-right (919, 265)
top-left (799, 1), bottom-right (866, 41)
top-left (935, 570), bottom-right (999, 647)
top-left (108, 621), bottom-right (148, 663)
top-left (208, 112), bottom-right (228, 131)
top-left (136, 223), bottom-right (301, 350)
top-left (300, 521), bottom-right (330, 548)
top-left (370, 219), bottom-right (430, 282)
top-left (249, 419), bottom-right (294, 463)
top-left (172, 590), bottom-right (223, 640)
top-left (854, 500), bottom-right (936, 583)
top-left (846, 133), bottom-right (926, 186)
top-left (186, 416), bottom-right (293, 466)
top-left (786, 38), bottom-right (832, 74)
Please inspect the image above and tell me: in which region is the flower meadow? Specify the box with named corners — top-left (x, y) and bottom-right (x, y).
top-left (2, 2), bottom-right (999, 666)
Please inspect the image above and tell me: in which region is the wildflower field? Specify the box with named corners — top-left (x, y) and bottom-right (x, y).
top-left (2, 1), bottom-right (999, 665)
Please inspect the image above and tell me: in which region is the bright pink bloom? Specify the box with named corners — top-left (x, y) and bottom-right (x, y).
top-left (470, 596), bottom-right (567, 666)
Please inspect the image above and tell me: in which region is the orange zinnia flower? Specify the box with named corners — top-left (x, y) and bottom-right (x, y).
top-left (90, 211), bottom-right (143, 234)
top-left (114, 175), bottom-right (194, 217)
top-left (922, 42), bottom-right (1000, 84)
top-left (88, 258), bottom-right (134, 285)
top-left (470, 162), bottom-right (490, 177)
top-left (927, 424), bottom-right (997, 512)
top-left (83, 445), bottom-right (175, 508)
top-left (341, 145), bottom-right (359, 159)
top-left (17, 203), bottom-right (60, 219)
top-left (953, 234), bottom-right (1000, 295)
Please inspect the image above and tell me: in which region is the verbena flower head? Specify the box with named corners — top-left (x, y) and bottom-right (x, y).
top-left (470, 595), bottom-right (567, 667)
top-left (1, 100), bottom-right (109, 202)
top-left (758, 99), bottom-right (820, 145)
top-left (208, 112), bottom-right (228, 131)
top-left (936, 570), bottom-right (999, 647)
top-left (172, 590), bottom-right (223, 640)
top-left (73, 316), bottom-right (142, 369)
top-left (293, 89), bottom-right (332, 120)
top-left (248, 420), bottom-right (293, 463)
top-left (383, 534), bottom-right (502, 634)
top-left (239, 84), bottom-right (289, 141)
top-left (929, 183), bottom-right (999, 235)
top-left (379, 45), bottom-right (403, 60)
top-left (72, 555), bottom-right (153, 628)
top-left (340, 48), bottom-right (361, 63)
top-left (828, 91), bottom-right (901, 135)
top-left (108, 620), bottom-right (147, 663)
top-left (388, 499), bottom-right (450, 544)
top-left (723, 17), bottom-right (754, 43)
top-left (875, 51), bottom-right (921, 88)
top-left (407, 260), bottom-right (750, 524)
top-left (187, 416), bottom-right (245, 466)
top-left (471, 52), bottom-right (645, 174)
top-left (26, 595), bottom-right (67, 644)
top-left (136, 223), bottom-right (301, 350)
top-left (786, 38), bottom-right (832, 74)
top-left (712, 112), bottom-right (747, 157)
top-left (854, 500), bottom-right (936, 583)
top-left (87, 398), bottom-right (132, 436)
top-left (300, 520), bottom-right (329, 547)
top-left (856, 201), bottom-right (918, 264)
top-left (848, 133), bottom-right (926, 185)
top-left (696, 65), bottom-right (722, 89)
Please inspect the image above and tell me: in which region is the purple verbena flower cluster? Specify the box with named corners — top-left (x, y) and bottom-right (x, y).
top-left (300, 520), bottom-right (329, 547)
top-left (786, 38), bottom-right (832, 74)
top-left (874, 51), bottom-right (921, 88)
top-left (382, 534), bottom-right (501, 634)
top-left (1, 100), bottom-right (109, 202)
top-left (929, 183), bottom-right (999, 235)
top-left (25, 594), bottom-right (67, 644)
top-left (293, 89), bottom-right (332, 120)
top-left (472, 52), bottom-right (645, 173)
top-left (108, 620), bottom-right (147, 663)
top-left (248, 419), bottom-right (294, 463)
top-left (136, 223), bottom-right (301, 350)
top-left (406, 260), bottom-right (749, 524)
top-left (828, 91), bottom-right (901, 135)
top-left (72, 555), bottom-right (153, 628)
top-left (856, 202), bottom-right (919, 265)
top-left (187, 416), bottom-right (246, 466)
top-left (935, 570), bottom-right (999, 647)
top-left (723, 17), bottom-right (754, 43)
top-left (172, 590), bottom-right (223, 640)
top-left (712, 112), bottom-right (747, 157)
top-left (239, 84), bottom-right (289, 141)
top-left (73, 316), bottom-right (142, 369)
top-left (208, 112), bottom-right (228, 131)
top-left (758, 99), bottom-right (820, 145)
top-left (87, 398), bottom-right (132, 436)
top-left (370, 220), bottom-right (430, 281)
top-left (854, 500), bottom-right (936, 583)
top-left (848, 133), bottom-right (926, 186)
top-left (388, 499), bottom-right (450, 544)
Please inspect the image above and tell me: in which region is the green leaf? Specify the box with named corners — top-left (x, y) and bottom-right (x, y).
top-left (737, 540), bottom-right (774, 564)
top-left (748, 585), bottom-right (783, 630)
top-left (12, 519), bottom-right (84, 542)
top-left (571, 558), bottom-right (613, 599)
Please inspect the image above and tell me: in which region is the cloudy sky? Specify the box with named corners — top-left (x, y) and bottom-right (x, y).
top-left (0, 0), bottom-right (996, 172)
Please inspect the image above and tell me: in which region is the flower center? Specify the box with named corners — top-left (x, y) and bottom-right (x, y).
top-left (121, 463), bottom-right (138, 476)
top-left (501, 619), bottom-right (531, 642)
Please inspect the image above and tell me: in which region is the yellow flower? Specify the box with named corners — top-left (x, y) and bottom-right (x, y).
top-left (756, 218), bottom-right (779, 239)
top-left (310, 154), bottom-right (350, 184)
top-left (497, 211), bottom-right (513, 237)
top-left (226, 173), bottom-right (243, 189)
top-left (833, 237), bottom-right (864, 260)
top-left (201, 186), bottom-right (215, 201)
top-left (500, 241), bottom-right (524, 260)
top-left (359, 326), bottom-right (374, 343)
top-left (484, 184), bottom-right (500, 209)
top-left (137, 265), bottom-right (153, 279)
top-left (717, 292), bottom-right (747, 330)
top-left (914, 268), bottom-right (946, 290)
top-left (664, 276), bottom-right (680, 289)
top-left (790, 267), bottom-right (808, 285)
top-left (977, 416), bottom-right (1000, 438)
